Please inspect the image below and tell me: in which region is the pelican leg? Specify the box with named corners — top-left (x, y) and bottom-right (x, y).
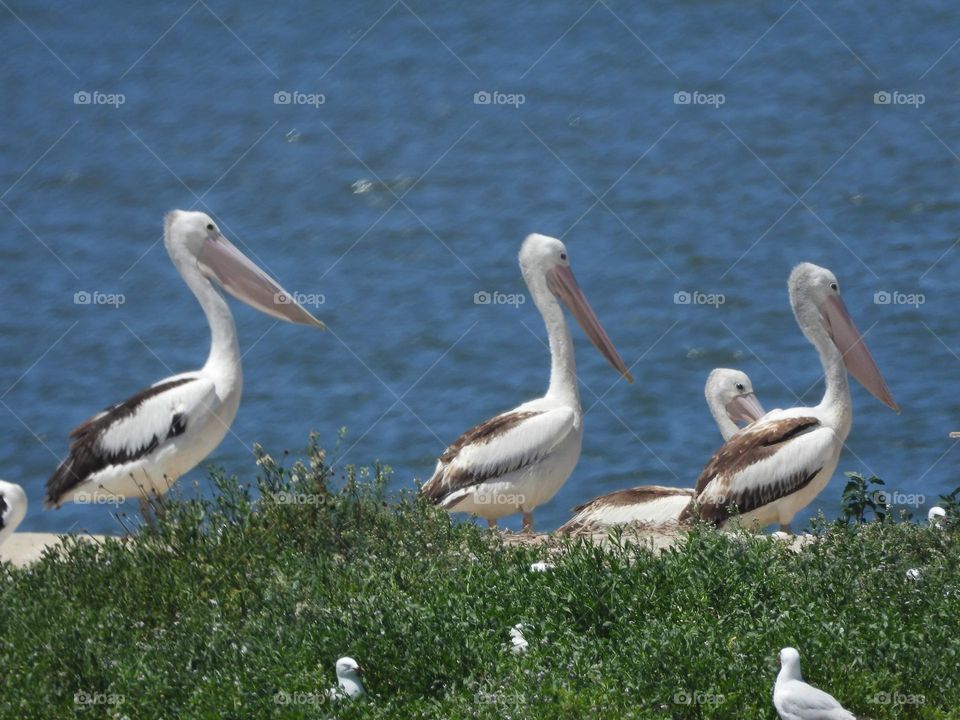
top-left (487, 518), bottom-right (498, 530)
top-left (779, 523), bottom-right (792, 534)
top-left (522, 512), bottom-right (534, 534)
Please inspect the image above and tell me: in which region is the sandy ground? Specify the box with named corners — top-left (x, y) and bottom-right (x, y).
top-left (0, 532), bottom-right (114, 568)
top-left (0, 525), bottom-right (812, 569)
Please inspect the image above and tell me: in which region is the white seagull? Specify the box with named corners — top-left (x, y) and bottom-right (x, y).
top-left (327, 656), bottom-right (366, 700)
top-left (773, 647), bottom-right (856, 720)
top-left (45, 210), bottom-right (323, 514)
top-left (557, 367), bottom-right (765, 533)
top-left (681, 263), bottom-right (898, 532)
top-left (0, 480), bottom-right (27, 546)
top-left (421, 233), bottom-right (632, 533)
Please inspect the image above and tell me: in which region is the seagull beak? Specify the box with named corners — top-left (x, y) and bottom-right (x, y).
top-left (820, 294), bottom-right (898, 412)
top-left (547, 264), bottom-right (633, 383)
top-left (198, 231), bottom-right (325, 329)
top-left (355, 665), bottom-right (364, 676)
top-left (725, 392), bottom-right (765, 425)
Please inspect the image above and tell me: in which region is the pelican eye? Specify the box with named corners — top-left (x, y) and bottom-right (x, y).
top-left (735, 383), bottom-right (745, 391)
top-left (560, 252), bottom-right (567, 261)
top-left (830, 282), bottom-right (838, 291)
top-left (206, 223), bottom-right (215, 231)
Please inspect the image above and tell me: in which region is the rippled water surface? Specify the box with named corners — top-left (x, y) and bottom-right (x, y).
top-left (1, 1), bottom-right (959, 534)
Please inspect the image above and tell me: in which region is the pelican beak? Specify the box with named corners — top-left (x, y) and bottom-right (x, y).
top-left (821, 294), bottom-right (898, 412)
top-left (725, 392), bottom-right (765, 425)
top-left (547, 264), bottom-right (633, 382)
top-left (198, 231), bottom-right (325, 329)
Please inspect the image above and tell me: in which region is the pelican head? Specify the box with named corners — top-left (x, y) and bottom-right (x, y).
top-left (788, 263), bottom-right (898, 412)
top-left (777, 647), bottom-right (802, 679)
top-left (519, 233), bottom-right (632, 382)
top-left (706, 368), bottom-right (766, 426)
top-left (164, 210), bottom-right (325, 328)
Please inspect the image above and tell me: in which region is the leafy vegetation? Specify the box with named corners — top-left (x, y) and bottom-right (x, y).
top-left (0, 439), bottom-right (957, 718)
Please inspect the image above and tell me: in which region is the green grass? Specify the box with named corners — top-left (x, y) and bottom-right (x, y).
top-left (1, 437), bottom-right (958, 719)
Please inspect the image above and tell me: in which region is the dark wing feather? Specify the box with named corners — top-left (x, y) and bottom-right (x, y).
top-left (682, 416), bottom-right (822, 526)
top-left (421, 411), bottom-right (543, 502)
top-left (45, 377), bottom-right (196, 507)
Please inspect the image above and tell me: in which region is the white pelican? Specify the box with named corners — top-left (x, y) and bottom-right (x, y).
top-left (681, 263), bottom-right (898, 532)
top-left (421, 233), bottom-right (632, 533)
top-left (0, 480), bottom-right (27, 546)
top-left (773, 647), bottom-right (855, 720)
top-left (557, 367), bottom-right (765, 533)
top-left (44, 210), bottom-right (323, 513)
top-left (327, 657), bottom-right (366, 700)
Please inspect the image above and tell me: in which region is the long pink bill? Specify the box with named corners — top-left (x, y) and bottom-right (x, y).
top-left (198, 232), bottom-right (325, 329)
top-left (547, 265), bottom-right (633, 383)
top-left (725, 392), bottom-right (766, 425)
top-left (821, 294), bottom-right (898, 412)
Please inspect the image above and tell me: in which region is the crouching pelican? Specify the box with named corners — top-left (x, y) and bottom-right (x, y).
top-left (682, 263), bottom-right (898, 532)
top-left (558, 368), bottom-right (765, 533)
top-left (44, 210), bottom-right (324, 513)
top-left (0, 480), bottom-right (27, 546)
top-left (421, 233), bottom-right (632, 533)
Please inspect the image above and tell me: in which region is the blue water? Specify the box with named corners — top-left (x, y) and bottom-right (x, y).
top-left (1, 1), bottom-right (958, 535)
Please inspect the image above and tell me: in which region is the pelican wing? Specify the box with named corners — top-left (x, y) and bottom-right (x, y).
top-left (45, 375), bottom-right (219, 506)
top-left (422, 407), bottom-right (576, 504)
top-left (686, 416), bottom-right (835, 526)
top-left (559, 486), bottom-right (695, 533)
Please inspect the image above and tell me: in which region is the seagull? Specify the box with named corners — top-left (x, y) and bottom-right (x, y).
top-left (529, 561), bottom-right (554, 572)
top-left (44, 211), bottom-right (323, 517)
top-left (557, 367), bottom-right (765, 533)
top-left (0, 480), bottom-right (27, 546)
top-left (773, 647), bottom-right (856, 720)
top-left (510, 623), bottom-right (529, 654)
top-left (421, 233), bottom-right (632, 533)
top-left (326, 657), bottom-right (366, 700)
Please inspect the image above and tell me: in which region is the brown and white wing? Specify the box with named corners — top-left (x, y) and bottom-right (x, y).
top-left (686, 416), bottom-right (836, 526)
top-left (558, 485), bottom-right (695, 534)
top-left (421, 407), bottom-right (576, 507)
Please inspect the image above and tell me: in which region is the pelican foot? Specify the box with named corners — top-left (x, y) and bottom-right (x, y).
top-left (522, 512), bottom-right (534, 534)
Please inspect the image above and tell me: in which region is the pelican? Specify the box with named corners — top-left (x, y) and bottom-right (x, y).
top-left (326, 657), bottom-right (366, 701)
top-left (44, 210), bottom-right (323, 513)
top-left (681, 263), bottom-right (898, 532)
top-left (421, 233), bottom-right (632, 533)
top-left (557, 367), bottom-right (765, 533)
top-left (773, 647), bottom-right (855, 720)
top-left (0, 480), bottom-right (27, 546)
